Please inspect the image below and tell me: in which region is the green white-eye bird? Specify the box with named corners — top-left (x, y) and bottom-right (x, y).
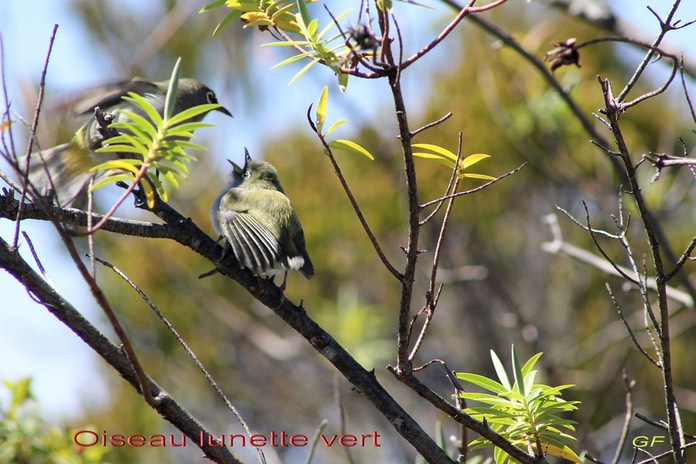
top-left (211, 148), bottom-right (314, 288)
top-left (21, 77), bottom-right (232, 207)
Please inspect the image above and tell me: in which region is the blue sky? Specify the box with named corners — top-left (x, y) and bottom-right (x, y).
top-left (1, 0), bottom-right (695, 421)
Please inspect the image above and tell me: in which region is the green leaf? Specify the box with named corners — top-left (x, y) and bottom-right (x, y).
top-left (120, 96), bottom-right (163, 129)
top-left (213, 10), bottom-right (242, 35)
top-left (329, 139), bottom-right (374, 160)
top-left (296, 0), bottom-right (311, 30)
top-left (89, 174), bottom-right (135, 191)
top-left (455, 373), bottom-right (507, 395)
top-left (323, 119), bottom-right (347, 137)
top-left (199, 0), bottom-right (226, 13)
top-left (95, 145), bottom-right (145, 157)
top-left (164, 58), bottom-right (183, 120)
top-left (288, 57), bottom-right (320, 85)
top-left (316, 86), bottom-right (328, 134)
top-left (167, 104), bottom-right (222, 126)
top-left (461, 172), bottom-right (496, 180)
top-left (412, 143), bottom-right (457, 161)
top-left (7, 377), bottom-right (33, 408)
top-left (306, 18), bottom-right (319, 40)
top-left (490, 350), bottom-right (511, 391)
top-left (460, 153), bottom-right (491, 169)
top-left (377, 0), bottom-right (393, 11)
top-left (270, 49), bottom-right (315, 70)
top-left (337, 70), bottom-right (349, 92)
top-left (115, 109), bottom-right (159, 140)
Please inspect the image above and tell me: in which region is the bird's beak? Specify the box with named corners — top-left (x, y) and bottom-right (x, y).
top-left (216, 106), bottom-right (233, 117)
top-left (243, 147), bottom-right (253, 170)
top-left (227, 158), bottom-right (243, 174)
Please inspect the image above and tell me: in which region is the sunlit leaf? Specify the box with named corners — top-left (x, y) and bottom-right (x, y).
top-left (541, 443), bottom-right (583, 463)
top-left (323, 119), bottom-right (347, 137)
top-left (296, 0), bottom-right (311, 29)
top-left (164, 58), bottom-right (182, 120)
top-left (329, 139), bottom-right (374, 160)
top-left (460, 173), bottom-right (496, 180)
top-left (490, 350), bottom-right (511, 391)
top-left (412, 143), bottom-right (457, 161)
top-left (455, 373), bottom-right (507, 395)
top-left (168, 104), bottom-right (222, 126)
top-left (512, 345), bottom-right (525, 396)
top-left (460, 153), bottom-right (490, 169)
top-left (199, 0), bottom-right (226, 13)
top-left (89, 174), bottom-right (135, 191)
top-left (213, 10), bottom-right (242, 35)
top-left (337, 71), bottom-right (349, 92)
top-left (316, 86), bottom-right (328, 134)
top-left (288, 57), bottom-right (320, 85)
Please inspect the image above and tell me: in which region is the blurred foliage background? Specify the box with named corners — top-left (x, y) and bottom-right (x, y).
top-left (4, 0), bottom-right (696, 462)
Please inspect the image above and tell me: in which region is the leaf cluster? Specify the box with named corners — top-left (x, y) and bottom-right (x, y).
top-left (456, 347), bottom-right (582, 464)
top-left (0, 378), bottom-right (111, 464)
top-left (90, 60), bottom-right (218, 207)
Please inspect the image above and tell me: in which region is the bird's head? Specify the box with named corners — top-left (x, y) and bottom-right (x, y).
top-left (228, 148), bottom-right (284, 193)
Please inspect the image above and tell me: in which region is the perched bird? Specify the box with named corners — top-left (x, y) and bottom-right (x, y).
top-left (211, 148), bottom-right (314, 288)
top-left (21, 77), bottom-right (232, 207)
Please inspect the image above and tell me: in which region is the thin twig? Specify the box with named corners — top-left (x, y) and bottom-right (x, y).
top-left (599, 75), bottom-right (685, 464)
top-left (680, 56), bottom-right (696, 125)
top-left (20, 231), bottom-right (57, 291)
top-left (0, 32), bottom-right (19, 165)
top-left (13, 24), bottom-right (58, 249)
top-left (578, 37), bottom-right (678, 110)
top-left (306, 105), bottom-right (402, 280)
top-left (399, 0), bottom-right (478, 72)
top-left (606, 284), bottom-right (659, 367)
top-left (334, 373), bottom-right (355, 464)
top-left (409, 135), bottom-right (464, 362)
top-left (611, 369), bottom-right (636, 464)
top-left (542, 213), bottom-right (693, 308)
top-left (615, 1), bottom-right (684, 103)
top-left (419, 133), bottom-right (461, 226)
top-left (411, 112), bottom-right (453, 138)
top-left (304, 420), bottom-right (329, 464)
top-left (420, 163), bottom-right (526, 209)
top-left (93, 256), bottom-right (266, 463)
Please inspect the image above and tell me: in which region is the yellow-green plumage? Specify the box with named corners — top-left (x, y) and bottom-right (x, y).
top-left (212, 149), bottom-right (314, 283)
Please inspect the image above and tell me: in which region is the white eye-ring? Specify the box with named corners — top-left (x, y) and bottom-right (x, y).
top-left (205, 90), bottom-right (217, 104)
top-left (242, 170), bottom-right (251, 179)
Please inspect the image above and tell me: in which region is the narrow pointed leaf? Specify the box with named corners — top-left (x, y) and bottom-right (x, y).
top-left (456, 373), bottom-right (507, 395)
top-left (213, 11), bottom-right (242, 35)
top-left (490, 350), bottom-right (511, 391)
top-left (460, 173), bottom-right (496, 180)
top-left (164, 58), bottom-right (182, 120)
top-left (88, 174), bottom-right (135, 191)
top-left (167, 104), bottom-right (222, 126)
top-left (329, 139), bottom-right (374, 160)
top-left (288, 58), bottom-right (320, 85)
top-left (511, 345), bottom-right (525, 396)
top-left (199, 0), bottom-right (226, 13)
top-left (460, 153), bottom-right (491, 169)
top-left (316, 86), bottom-right (328, 134)
top-left (296, 0), bottom-right (311, 30)
top-left (323, 119), bottom-right (347, 137)
top-left (412, 143), bottom-right (457, 161)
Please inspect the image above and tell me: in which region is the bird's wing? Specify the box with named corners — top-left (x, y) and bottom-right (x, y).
top-left (218, 191), bottom-right (284, 275)
top-left (70, 78), bottom-right (160, 117)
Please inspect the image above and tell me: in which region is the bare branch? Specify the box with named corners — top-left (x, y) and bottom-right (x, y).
top-left (93, 255), bottom-right (266, 464)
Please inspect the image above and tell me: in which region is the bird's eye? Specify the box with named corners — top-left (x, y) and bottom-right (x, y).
top-left (242, 170), bottom-right (251, 179)
top-left (205, 90), bottom-right (217, 104)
